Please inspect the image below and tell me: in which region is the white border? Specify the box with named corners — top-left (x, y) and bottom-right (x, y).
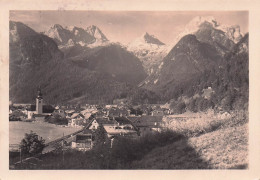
top-left (1, 0), bottom-right (260, 180)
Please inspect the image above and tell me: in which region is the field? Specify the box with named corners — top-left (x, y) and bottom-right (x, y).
top-left (9, 121), bottom-right (80, 145)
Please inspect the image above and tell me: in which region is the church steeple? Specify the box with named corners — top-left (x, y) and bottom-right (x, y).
top-left (37, 88), bottom-right (43, 100)
top-left (36, 88), bottom-right (43, 114)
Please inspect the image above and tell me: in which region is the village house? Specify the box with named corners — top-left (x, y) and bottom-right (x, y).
top-left (130, 116), bottom-right (165, 136)
top-left (68, 113), bottom-right (86, 127)
top-left (53, 108), bottom-right (66, 118)
top-left (105, 104), bottom-right (118, 109)
top-left (86, 116), bottom-right (138, 138)
top-left (108, 108), bottom-right (130, 117)
top-left (94, 110), bottom-right (107, 118)
top-left (103, 124), bottom-right (137, 138)
top-left (87, 117), bottom-right (116, 130)
top-left (151, 109), bottom-right (165, 116)
top-left (65, 110), bottom-right (76, 118)
top-left (80, 108), bottom-right (97, 119)
top-left (71, 131), bottom-right (93, 151)
top-left (102, 117), bottom-right (138, 138)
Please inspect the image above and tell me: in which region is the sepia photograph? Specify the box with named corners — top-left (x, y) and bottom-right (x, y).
top-left (1, 0), bottom-right (260, 179)
top-left (8, 10), bottom-right (249, 170)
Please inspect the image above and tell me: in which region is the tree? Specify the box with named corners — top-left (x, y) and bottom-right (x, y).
top-left (20, 131), bottom-right (45, 156)
top-left (93, 126), bottom-right (108, 147)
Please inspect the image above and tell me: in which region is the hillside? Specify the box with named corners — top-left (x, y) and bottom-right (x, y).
top-left (140, 27), bottom-right (248, 112)
top-left (131, 123), bottom-right (248, 169)
top-left (64, 43), bottom-right (147, 85)
top-left (143, 34), bottom-right (222, 91)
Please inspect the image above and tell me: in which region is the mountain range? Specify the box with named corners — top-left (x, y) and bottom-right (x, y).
top-left (44, 24), bottom-right (108, 48)
top-left (9, 21), bottom-right (156, 105)
top-left (9, 16), bottom-right (248, 112)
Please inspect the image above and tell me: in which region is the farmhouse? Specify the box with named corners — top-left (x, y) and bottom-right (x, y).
top-left (71, 132), bottom-right (93, 151)
top-left (103, 117), bottom-right (138, 138)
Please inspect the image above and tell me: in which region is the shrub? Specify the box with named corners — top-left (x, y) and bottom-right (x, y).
top-left (20, 131), bottom-right (45, 156)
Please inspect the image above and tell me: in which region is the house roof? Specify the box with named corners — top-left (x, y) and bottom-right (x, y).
top-left (130, 116), bottom-right (163, 128)
top-left (103, 125), bottom-right (137, 135)
top-left (95, 117), bottom-right (117, 125)
top-left (83, 112), bottom-right (92, 119)
top-left (76, 134), bottom-right (92, 141)
top-left (82, 129), bottom-right (93, 134)
top-left (27, 105), bottom-right (54, 113)
top-left (65, 110), bottom-right (75, 114)
top-left (108, 108), bottom-right (128, 115)
top-left (70, 113), bottom-right (85, 119)
top-left (114, 117), bottom-right (132, 125)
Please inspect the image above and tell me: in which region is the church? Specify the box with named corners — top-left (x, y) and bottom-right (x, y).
top-left (27, 89), bottom-right (54, 121)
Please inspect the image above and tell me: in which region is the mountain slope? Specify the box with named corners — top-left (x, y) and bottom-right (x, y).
top-left (63, 43), bottom-right (147, 85)
top-left (158, 34), bottom-right (249, 112)
top-left (142, 34), bottom-right (222, 93)
top-left (194, 22), bottom-right (235, 55)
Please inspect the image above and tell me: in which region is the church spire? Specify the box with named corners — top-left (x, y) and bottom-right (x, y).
top-left (37, 88), bottom-right (43, 99)
top-left (36, 88), bottom-right (43, 114)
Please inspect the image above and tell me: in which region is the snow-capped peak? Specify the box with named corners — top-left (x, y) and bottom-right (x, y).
top-left (142, 32), bottom-right (165, 45)
top-left (186, 16), bottom-right (218, 30)
top-left (173, 16), bottom-right (243, 46)
top-left (45, 24), bottom-right (66, 43)
top-left (176, 16), bottom-right (219, 42)
top-left (86, 25), bottom-right (108, 42)
top-left (128, 32), bottom-right (166, 50)
top-left (217, 25), bottom-right (243, 43)
top-left (52, 24), bottom-right (64, 30)
top-left (65, 26), bottom-right (76, 31)
top-left (45, 24), bottom-right (110, 48)
top-left (127, 32), bottom-right (170, 75)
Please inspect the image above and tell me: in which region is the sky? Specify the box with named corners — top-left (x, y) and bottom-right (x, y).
top-left (10, 11), bottom-right (248, 44)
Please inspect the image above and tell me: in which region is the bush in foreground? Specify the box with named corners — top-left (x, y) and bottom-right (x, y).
top-left (20, 131), bottom-right (45, 156)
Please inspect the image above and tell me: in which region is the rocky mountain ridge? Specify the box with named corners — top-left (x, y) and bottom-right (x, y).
top-left (44, 24), bottom-right (109, 48)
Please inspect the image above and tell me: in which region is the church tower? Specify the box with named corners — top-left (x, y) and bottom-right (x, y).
top-left (36, 89), bottom-right (43, 114)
